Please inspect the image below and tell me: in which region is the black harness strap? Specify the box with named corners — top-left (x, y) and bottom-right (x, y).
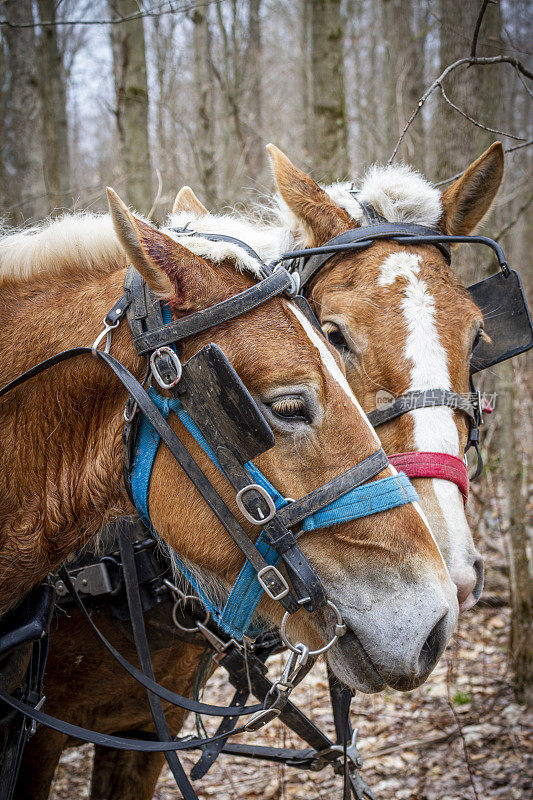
top-left (190, 685), bottom-right (250, 780)
top-left (296, 224), bottom-right (453, 289)
top-left (284, 226), bottom-right (510, 292)
top-left (366, 389), bottom-right (476, 428)
top-left (132, 269), bottom-right (295, 355)
top-left (168, 227), bottom-right (270, 276)
top-left (277, 448), bottom-right (389, 530)
top-left (118, 522), bottom-right (197, 799)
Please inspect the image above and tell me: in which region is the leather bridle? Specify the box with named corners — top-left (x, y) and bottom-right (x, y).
top-left (0, 254), bottom-right (418, 800)
top-left (267, 210), bottom-right (508, 494)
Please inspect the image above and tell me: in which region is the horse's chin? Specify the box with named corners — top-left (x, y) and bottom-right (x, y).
top-left (326, 630), bottom-right (385, 693)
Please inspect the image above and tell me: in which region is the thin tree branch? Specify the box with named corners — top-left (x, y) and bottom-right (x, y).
top-left (439, 84), bottom-right (525, 141)
top-left (435, 140), bottom-right (533, 187)
top-left (470, 0), bottom-right (492, 58)
top-left (493, 191), bottom-right (533, 242)
top-left (147, 168), bottom-right (163, 219)
top-left (506, 138), bottom-right (533, 153)
top-left (446, 700), bottom-right (480, 800)
top-left (0, 0), bottom-right (217, 27)
top-left (388, 56), bottom-right (533, 165)
top-left (434, 170), bottom-right (465, 188)
top-left (514, 66), bottom-right (533, 101)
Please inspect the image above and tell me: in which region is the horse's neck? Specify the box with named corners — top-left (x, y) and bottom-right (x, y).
top-left (0, 268), bottom-right (136, 613)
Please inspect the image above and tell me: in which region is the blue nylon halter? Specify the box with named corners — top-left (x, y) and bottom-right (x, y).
top-left (129, 304), bottom-right (419, 638)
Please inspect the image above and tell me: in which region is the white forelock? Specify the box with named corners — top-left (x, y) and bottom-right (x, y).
top-left (166, 210), bottom-right (292, 278)
top-left (323, 165), bottom-right (442, 228)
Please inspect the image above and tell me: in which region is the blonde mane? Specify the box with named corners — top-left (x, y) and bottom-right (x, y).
top-left (166, 210), bottom-right (292, 277)
top-left (0, 213), bottom-right (125, 286)
top-left (324, 165), bottom-right (442, 228)
top-left (0, 209), bottom-right (291, 288)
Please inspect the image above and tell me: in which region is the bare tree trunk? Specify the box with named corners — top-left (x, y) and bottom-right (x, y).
top-left (497, 360), bottom-right (533, 705)
top-left (38, 0), bottom-right (70, 215)
top-left (300, 0), bottom-right (313, 169)
top-left (109, 0), bottom-right (153, 214)
top-left (192, 2), bottom-right (217, 206)
top-left (381, 0), bottom-right (425, 170)
top-left (0, 33), bottom-right (10, 214)
top-left (3, 0), bottom-right (47, 221)
top-left (310, 0), bottom-right (348, 181)
top-left (245, 0), bottom-right (264, 181)
top-left (432, 0), bottom-right (481, 182)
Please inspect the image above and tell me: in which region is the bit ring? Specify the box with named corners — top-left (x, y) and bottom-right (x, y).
top-left (280, 599), bottom-right (347, 656)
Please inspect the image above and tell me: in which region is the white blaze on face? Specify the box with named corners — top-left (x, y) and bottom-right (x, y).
top-left (378, 252), bottom-right (471, 572)
top-left (287, 301), bottom-right (444, 558)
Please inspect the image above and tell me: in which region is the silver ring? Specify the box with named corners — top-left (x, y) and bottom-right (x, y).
top-left (280, 599), bottom-right (347, 656)
top-left (171, 594), bottom-right (210, 633)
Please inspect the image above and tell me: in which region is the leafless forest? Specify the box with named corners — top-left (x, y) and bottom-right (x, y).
top-left (1, 0), bottom-right (532, 798)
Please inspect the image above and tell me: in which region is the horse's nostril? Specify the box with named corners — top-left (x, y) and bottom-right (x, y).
top-left (472, 557), bottom-right (484, 601)
top-left (418, 612), bottom-right (448, 675)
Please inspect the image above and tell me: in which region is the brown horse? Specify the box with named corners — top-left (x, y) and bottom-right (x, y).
top-left (1, 190), bottom-right (455, 798)
top-left (265, 142), bottom-right (504, 614)
top-left (61, 146), bottom-right (503, 799)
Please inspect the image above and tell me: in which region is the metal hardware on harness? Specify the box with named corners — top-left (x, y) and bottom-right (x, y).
top-left (236, 483), bottom-right (277, 525)
top-left (195, 620), bottom-right (242, 659)
top-left (275, 642), bottom-right (310, 687)
top-left (149, 346), bottom-right (182, 389)
top-left (244, 643), bottom-right (310, 732)
top-left (280, 599), bottom-right (347, 656)
top-left (164, 580), bottom-right (211, 633)
top-left (54, 563), bottom-right (113, 599)
top-left (257, 565), bottom-right (290, 601)
top-left (273, 263), bottom-right (300, 296)
top-left (91, 316), bottom-right (119, 356)
top-left (124, 396), bottom-right (138, 423)
top-left (314, 728), bottom-right (363, 770)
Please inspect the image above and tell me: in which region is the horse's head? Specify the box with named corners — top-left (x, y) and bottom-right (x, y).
top-left (106, 191), bottom-right (458, 692)
top-left (267, 143), bottom-right (504, 614)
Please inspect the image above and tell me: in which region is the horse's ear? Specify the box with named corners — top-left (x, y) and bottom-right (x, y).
top-left (439, 142), bottom-right (504, 236)
top-left (172, 186), bottom-right (208, 216)
top-left (266, 143), bottom-right (351, 245)
top-left (106, 188), bottom-right (215, 310)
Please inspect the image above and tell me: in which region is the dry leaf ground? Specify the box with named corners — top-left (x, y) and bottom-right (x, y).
top-left (48, 601), bottom-right (532, 800)
top-left (48, 470), bottom-right (533, 800)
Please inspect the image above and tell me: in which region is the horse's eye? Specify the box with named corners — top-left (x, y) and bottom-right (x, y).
top-left (269, 396), bottom-right (309, 422)
top-left (323, 323), bottom-right (350, 352)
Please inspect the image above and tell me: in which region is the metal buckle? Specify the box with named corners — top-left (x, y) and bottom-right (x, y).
top-left (54, 563), bottom-right (113, 598)
top-left (149, 346), bottom-right (182, 389)
top-left (124, 396), bottom-right (138, 423)
top-left (235, 484), bottom-right (276, 525)
top-left (91, 317), bottom-right (120, 356)
top-left (280, 599), bottom-right (347, 656)
top-left (257, 565), bottom-right (290, 601)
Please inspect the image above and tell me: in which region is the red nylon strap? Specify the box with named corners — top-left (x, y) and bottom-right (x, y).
top-left (389, 452), bottom-right (469, 504)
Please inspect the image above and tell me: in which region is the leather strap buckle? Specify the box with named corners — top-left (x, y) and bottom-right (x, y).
top-left (236, 484), bottom-right (276, 525)
top-left (149, 346), bottom-right (182, 389)
top-left (257, 565), bottom-right (290, 601)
